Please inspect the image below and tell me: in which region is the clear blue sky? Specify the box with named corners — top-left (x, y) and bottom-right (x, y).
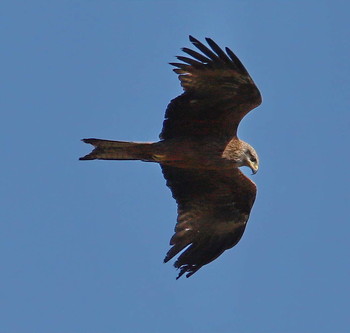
top-left (1, 1), bottom-right (349, 332)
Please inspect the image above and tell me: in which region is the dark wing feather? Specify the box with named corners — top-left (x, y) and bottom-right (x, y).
top-left (161, 165), bottom-right (257, 279)
top-left (160, 36), bottom-right (261, 141)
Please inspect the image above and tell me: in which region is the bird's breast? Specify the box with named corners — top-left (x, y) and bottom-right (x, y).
top-left (152, 139), bottom-right (236, 170)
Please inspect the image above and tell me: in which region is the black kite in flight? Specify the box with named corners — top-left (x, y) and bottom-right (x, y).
top-left (80, 36), bottom-right (262, 279)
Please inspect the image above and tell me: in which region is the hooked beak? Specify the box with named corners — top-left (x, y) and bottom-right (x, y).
top-left (248, 161), bottom-right (259, 175)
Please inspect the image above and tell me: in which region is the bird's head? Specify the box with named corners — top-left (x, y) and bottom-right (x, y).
top-left (241, 141), bottom-right (259, 174)
top-left (222, 140), bottom-right (259, 174)
top-left (226, 140), bottom-right (259, 175)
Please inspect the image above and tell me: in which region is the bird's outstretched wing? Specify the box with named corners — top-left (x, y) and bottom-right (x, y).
top-left (161, 165), bottom-right (257, 279)
top-left (160, 36), bottom-right (261, 141)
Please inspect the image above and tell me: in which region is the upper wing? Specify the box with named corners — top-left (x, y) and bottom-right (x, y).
top-left (160, 36), bottom-right (261, 141)
top-left (161, 165), bottom-right (257, 279)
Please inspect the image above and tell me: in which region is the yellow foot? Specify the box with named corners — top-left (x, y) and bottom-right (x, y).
top-left (152, 154), bottom-right (167, 162)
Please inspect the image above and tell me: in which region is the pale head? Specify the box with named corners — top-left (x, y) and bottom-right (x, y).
top-left (223, 139), bottom-right (259, 174)
top-left (240, 141), bottom-right (259, 174)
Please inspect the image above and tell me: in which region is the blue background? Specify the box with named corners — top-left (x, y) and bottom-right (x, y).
top-left (1, 1), bottom-right (349, 332)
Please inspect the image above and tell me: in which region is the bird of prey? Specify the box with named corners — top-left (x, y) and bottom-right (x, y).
top-left (80, 36), bottom-right (262, 279)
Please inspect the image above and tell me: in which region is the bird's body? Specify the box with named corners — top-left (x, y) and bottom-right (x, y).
top-left (82, 136), bottom-right (256, 171)
top-left (80, 36), bottom-right (262, 279)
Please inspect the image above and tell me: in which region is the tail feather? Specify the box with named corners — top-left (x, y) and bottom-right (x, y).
top-left (80, 138), bottom-right (154, 161)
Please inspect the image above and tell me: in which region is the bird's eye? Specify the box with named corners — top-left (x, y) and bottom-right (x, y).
top-left (250, 156), bottom-right (257, 163)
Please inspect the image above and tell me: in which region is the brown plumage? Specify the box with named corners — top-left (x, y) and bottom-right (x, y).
top-left (80, 36), bottom-right (262, 279)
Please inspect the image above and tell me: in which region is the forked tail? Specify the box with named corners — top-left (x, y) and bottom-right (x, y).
top-left (79, 138), bottom-right (155, 161)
